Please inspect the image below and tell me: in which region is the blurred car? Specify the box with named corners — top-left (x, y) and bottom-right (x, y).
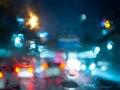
top-left (0, 63), bottom-right (18, 89)
top-left (14, 59), bottom-right (35, 78)
top-left (13, 56), bottom-right (35, 89)
top-left (0, 62), bottom-right (21, 89)
top-left (36, 58), bottom-right (66, 87)
top-left (40, 58), bottom-right (66, 78)
top-left (36, 58), bottom-right (66, 83)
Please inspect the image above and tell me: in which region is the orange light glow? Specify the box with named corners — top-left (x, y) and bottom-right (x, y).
top-left (15, 67), bottom-right (20, 73)
top-left (59, 63), bottom-right (66, 70)
top-left (0, 72), bottom-right (3, 78)
top-left (41, 63), bottom-right (48, 70)
top-left (26, 11), bottom-right (39, 30)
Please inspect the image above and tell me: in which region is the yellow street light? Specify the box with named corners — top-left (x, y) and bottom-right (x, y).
top-left (104, 20), bottom-right (111, 28)
top-left (26, 12), bottom-right (39, 30)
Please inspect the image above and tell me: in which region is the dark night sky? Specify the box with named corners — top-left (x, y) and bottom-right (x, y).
top-left (36, 0), bottom-right (119, 40)
top-left (16, 0), bottom-right (100, 25)
top-left (6, 0), bottom-right (120, 30)
top-left (30, 0), bottom-right (120, 38)
top-left (32, 0), bottom-right (99, 38)
top-left (37, 0), bottom-right (102, 31)
top-left (0, 0), bottom-right (120, 43)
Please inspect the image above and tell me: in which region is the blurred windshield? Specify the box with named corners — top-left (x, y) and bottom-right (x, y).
top-left (0, 0), bottom-right (120, 90)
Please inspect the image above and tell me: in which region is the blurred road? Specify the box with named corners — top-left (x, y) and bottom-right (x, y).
top-left (1, 66), bottom-right (120, 90)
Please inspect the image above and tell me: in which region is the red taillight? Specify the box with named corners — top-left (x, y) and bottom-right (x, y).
top-left (59, 63), bottom-right (66, 70)
top-left (41, 63), bottom-right (48, 70)
top-left (55, 77), bottom-right (61, 85)
top-left (15, 67), bottom-right (20, 73)
top-left (28, 67), bottom-right (34, 73)
top-left (0, 72), bottom-right (3, 78)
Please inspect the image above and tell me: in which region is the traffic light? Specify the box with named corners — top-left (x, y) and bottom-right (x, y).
top-left (101, 19), bottom-right (111, 28)
top-left (104, 20), bottom-right (111, 28)
top-left (100, 19), bottom-right (113, 34)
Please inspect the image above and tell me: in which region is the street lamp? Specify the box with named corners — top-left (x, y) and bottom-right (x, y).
top-left (26, 12), bottom-right (39, 30)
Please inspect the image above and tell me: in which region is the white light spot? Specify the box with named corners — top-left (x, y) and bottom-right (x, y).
top-left (81, 64), bottom-right (86, 70)
top-left (89, 63), bottom-right (96, 71)
top-left (107, 41), bottom-right (113, 50)
top-left (67, 58), bottom-right (81, 71)
top-left (100, 66), bottom-right (107, 71)
top-left (94, 46), bottom-right (100, 55)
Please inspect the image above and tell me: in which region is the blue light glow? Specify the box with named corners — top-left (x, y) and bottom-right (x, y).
top-left (107, 41), bottom-right (113, 50)
top-left (30, 40), bottom-right (36, 49)
top-left (100, 18), bottom-right (106, 27)
top-left (15, 37), bottom-right (21, 43)
top-left (37, 31), bottom-right (49, 42)
top-left (89, 63), bottom-right (96, 71)
top-left (16, 17), bottom-right (24, 25)
top-left (80, 14), bottom-right (87, 21)
top-left (35, 68), bottom-right (42, 73)
top-left (78, 50), bottom-right (96, 58)
top-left (100, 66), bottom-right (107, 71)
top-left (0, 49), bottom-right (11, 57)
top-left (92, 68), bottom-right (120, 82)
top-left (38, 45), bottom-right (45, 52)
top-left (102, 30), bottom-right (108, 35)
top-left (12, 34), bottom-right (24, 48)
top-left (37, 32), bottom-right (48, 37)
top-left (94, 46), bottom-right (100, 55)
top-left (68, 52), bottom-right (77, 58)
